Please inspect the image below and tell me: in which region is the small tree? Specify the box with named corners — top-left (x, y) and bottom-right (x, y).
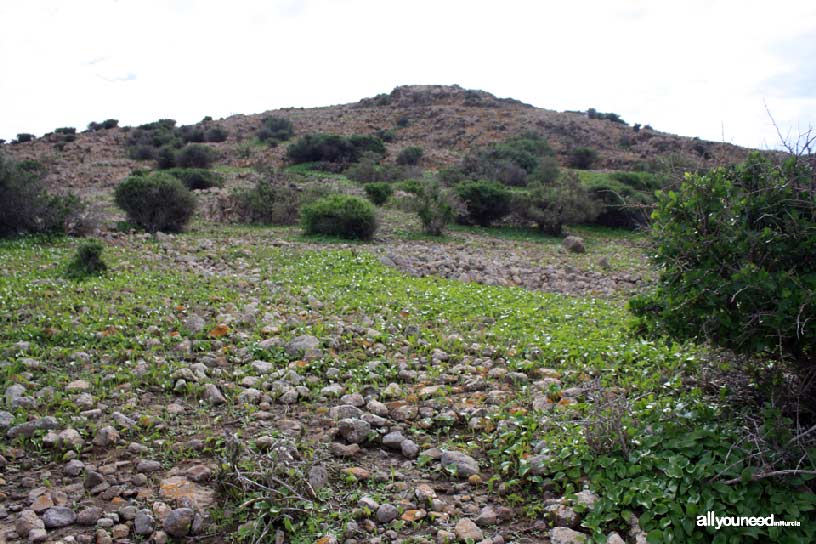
top-left (630, 152), bottom-right (815, 363)
top-left (568, 147), bottom-right (598, 169)
top-left (455, 180), bottom-right (512, 226)
top-left (175, 144), bottom-right (217, 169)
top-left (114, 172), bottom-right (196, 232)
top-left (416, 180), bottom-right (457, 236)
top-left (396, 146), bottom-right (424, 166)
top-left (301, 194), bottom-right (377, 239)
top-left (521, 172), bottom-right (600, 235)
top-left (66, 240), bottom-right (107, 278)
top-left (364, 182), bottom-right (393, 205)
top-left (258, 116), bottom-right (294, 143)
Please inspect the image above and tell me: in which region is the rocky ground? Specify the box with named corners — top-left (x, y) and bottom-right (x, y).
top-left (0, 225), bottom-right (659, 544)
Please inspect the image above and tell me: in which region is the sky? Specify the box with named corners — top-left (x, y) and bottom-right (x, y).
top-left (1, 0), bottom-right (814, 149)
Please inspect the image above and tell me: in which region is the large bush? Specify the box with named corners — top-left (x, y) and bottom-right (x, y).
top-left (300, 194), bottom-right (377, 239)
top-left (568, 147), bottom-right (598, 169)
top-left (258, 116), bottom-right (294, 143)
top-left (234, 179), bottom-right (303, 225)
top-left (396, 146), bottom-right (424, 166)
top-left (520, 173), bottom-right (600, 235)
top-left (455, 180), bottom-right (512, 226)
top-left (165, 168), bottom-right (223, 190)
top-left (415, 180), bottom-right (457, 236)
top-left (114, 172), bottom-right (196, 232)
top-left (287, 134), bottom-right (385, 165)
top-left (175, 144), bottom-right (217, 169)
top-left (462, 133), bottom-right (555, 186)
top-left (630, 153), bottom-right (816, 362)
top-left (364, 182), bottom-right (393, 205)
top-left (0, 154), bottom-right (83, 236)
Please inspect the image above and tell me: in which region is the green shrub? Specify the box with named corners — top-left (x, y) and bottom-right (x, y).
top-left (532, 155), bottom-right (561, 184)
top-left (235, 179), bottom-right (302, 225)
top-left (364, 182), bottom-right (393, 205)
top-left (455, 180), bottom-right (512, 226)
top-left (102, 119), bottom-right (119, 129)
top-left (175, 144), bottom-right (217, 169)
top-left (156, 145), bottom-right (177, 169)
top-left (287, 134), bottom-right (384, 165)
top-left (258, 116), bottom-right (294, 143)
top-left (630, 153), bottom-right (816, 362)
top-left (205, 126), bottom-right (228, 142)
top-left (16, 133), bottom-right (34, 143)
top-left (178, 125), bottom-right (206, 143)
top-left (568, 147), bottom-right (598, 169)
top-left (396, 146), bottom-right (423, 166)
top-left (0, 154), bottom-right (83, 236)
top-left (129, 144), bottom-right (157, 161)
top-left (345, 155), bottom-right (405, 183)
top-left (349, 135), bottom-right (386, 157)
top-left (165, 168), bottom-right (223, 190)
top-left (114, 172), bottom-right (196, 232)
top-left (300, 194), bottom-right (377, 239)
top-left (415, 180), bottom-right (457, 236)
top-left (520, 173), bottom-right (600, 235)
top-left (437, 167), bottom-right (467, 185)
top-left (55, 127), bottom-right (76, 135)
top-left (66, 240), bottom-right (107, 278)
top-left (462, 133), bottom-right (554, 186)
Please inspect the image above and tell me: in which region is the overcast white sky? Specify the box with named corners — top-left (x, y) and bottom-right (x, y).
top-left (1, 0), bottom-right (814, 149)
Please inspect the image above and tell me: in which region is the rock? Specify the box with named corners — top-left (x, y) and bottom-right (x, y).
top-left (550, 527), bottom-right (587, 544)
top-left (562, 236), bottom-right (585, 254)
top-left (186, 465), bottom-right (212, 483)
top-left (65, 380), bottom-right (90, 391)
top-left (401, 440), bottom-right (419, 459)
top-left (382, 431), bottom-right (405, 450)
top-left (606, 533), bottom-right (625, 544)
top-left (184, 314), bottom-right (206, 333)
top-left (285, 335), bottom-right (321, 356)
top-left (574, 490), bottom-right (599, 509)
top-left (337, 418), bottom-right (371, 444)
top-left (475, 505), bottom-right (497, 526)
top-left (134, 510), bottom-right (154, 535)
top-left (77, 507), bottom-right (104, 525)
top-left (159, 476), bottom-right (215, 508)
top-left (415, 483), bottom-right (437, 503)
top-left (163, 508), bottom-right (194, 538)
top-left (454, 518), bottom-right (483, 542)
top-left (136, 459), bottom-right (162, 473)
top-left (5, 384), bottom-right (26, 406)
top-left (111, 524), bottom-right (130, 539)
top-left (94, 425), bottom-right (119, 448)
top-left (547, 504), bottom-right (579, 528)
top-left (95, 528), bottom-right (112, 544)
top-left (308, 465), bottom-right (330, 491)
top-left (376, 504), bottom-right (398, 524)
top-left (57, 428), bottom-right (84, 449)
top-left (330, 442), bottom-right (360, 457)
top-left (441, 450), bottom-right (480, 478)
top-left (84, 470), bottom-right (105, 489)
top-left (29, 527), bottom-right (48, 543)
top-left (330, 405), bottom-right (363, 420)
top-left (526, 453), bottom-right (551, 476)
top-left (0, 410), bottom-right (13, 430)
top-left (16, 509), bottom-right (44, 537)
top-left (64, 459), bottom-right (85, 476)
top-left (42, 506), bottom-right (77, 528)
top-left (202, 384), bottom-right (226, 405)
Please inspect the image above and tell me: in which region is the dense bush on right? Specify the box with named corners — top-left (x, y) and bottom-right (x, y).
top-left (455, 180), bottom-right (512, 226)
top-left (300, 194), bottom-right (377, 240)
top-left (630, 152), bottom-right (815, 364)
top-left (114, 172), bottom-right (196, 232)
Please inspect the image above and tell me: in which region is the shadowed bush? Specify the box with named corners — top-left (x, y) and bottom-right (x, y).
top-left (455, 180), bottom-right (512, 226)
top-left (114, 172), bottom-right (196, 232)
top-left (65, 240), bottom-right (107, 278)
top-left (300, 194), bottom-right (377, 239)
top-left (364, 182), bottom-right (393, 205)
top-left (175, 144), bottom-right (217, 169)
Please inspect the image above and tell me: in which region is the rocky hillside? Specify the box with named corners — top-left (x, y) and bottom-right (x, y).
top-left (2, 84), bottom-right (752, 196)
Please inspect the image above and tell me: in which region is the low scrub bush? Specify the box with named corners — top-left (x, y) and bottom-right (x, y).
top-left (455, 180), bottom-right (512, 226)
top-left (16, 133), bottom-right (34, 143)
top-left (156, 145), bottom-right (177, 169)
top-left (462, 132), bottom-right (554, 186)
top-left (300, 194), bottom-right (377, 239)
top-left (345, 155), bottom-right (406, 183)
top-left (287, 134), bottom-right (386, 166)
top-left (234, 179), bottom-right (302, 225)
top-left (175, 144), bottom-right (217, 169)
top-left (65, 240), bottom-right (107, 278)
top-left (396, 146), bottom-right (424, 166)
top-left (364, 182), bottom-right (393, 205)
top-left (520, 172), bottom-right (600, 235)
top-left (0, 154), bottom-right (83, 236)
top-left (165, 168), bottom-right (223, 190)
top-left (568, 147), bottom-right (598, 169)
top-left (205, 126), bottom-right (228, 142)
top-left (114, 172), bottom-right (196, 232)
top-left (415, 180), bottom-right (457, 236)
top-left (630, 152), bottom-right (816, 363)
top-left (258, 116), bottom-right (294, 143)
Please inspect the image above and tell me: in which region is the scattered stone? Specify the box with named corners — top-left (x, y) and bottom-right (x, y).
top-left (454, 518), bottom-right (483, 542)
top-left (376, 504), bottom-right (398, 524)
top-left (337, 418), bottom-right (371, 444)
top-left (134, 510), bottom-right (154, 535)
top-left (475, 505), bottom-right (498, 526)
top-left (163, 508), bottom-right (194, 538)
top-left (42, 506), bottom-right (77, 528)
top-left (550, 527), bottom-right (587, 544)
top-left (202, 384), bottom-right (226, 405)
top-left (77, 507), bottom-right (103, 525)
top-left (136, 459), bottom-right (162, 473)
top-left (308, 465), bottom-right (330, 491)
top-left (562, 236), bottom-right (585, 253)
top-left (330, 442), bottom-right (360, 457)
top-left (441, 450), bottom-right (480, 478)
top-left (401, 439), bottom-right (419, 459)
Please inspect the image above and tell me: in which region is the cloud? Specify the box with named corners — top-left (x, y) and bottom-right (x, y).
top-left (96, 72), bottom-right (137, 83)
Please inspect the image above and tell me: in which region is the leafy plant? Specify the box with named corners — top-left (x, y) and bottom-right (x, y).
top-left (396, 146), bottom-right (424, 166)
top-left (258, 116), bottom-right (294, 144)
top-left (568, 147), bottom-right (598, 170)
top-left (520, 172), bottom-right (600, 235)
top-left (175, 144), bottom-right (217, 169)
top-left (300, 194), bottom-right (377, 239)
top-left (114, 172), bottom-right (196, 232)
top-left (416, 180), bottom-right (457, 236)
top-left (455, 180), bottom-right (512, 226)
top-left (364, 182), bottom-right (394, 205)
top-left (65, 239), bottom-right (107, 278)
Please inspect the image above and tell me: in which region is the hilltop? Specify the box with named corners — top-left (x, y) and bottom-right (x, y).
top-left (2, 84), bottom-right (752, 197)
